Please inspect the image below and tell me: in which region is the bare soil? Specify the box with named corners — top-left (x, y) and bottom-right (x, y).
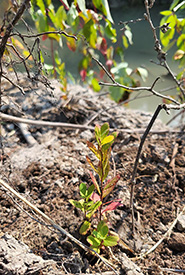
top-left (0, 79), bottom-right (185, 274)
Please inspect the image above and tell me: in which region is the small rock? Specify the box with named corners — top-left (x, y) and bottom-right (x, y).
top-left (168, 232), bottom-right (185, 252)
top-left (177, 215), bottom-right (185, 232)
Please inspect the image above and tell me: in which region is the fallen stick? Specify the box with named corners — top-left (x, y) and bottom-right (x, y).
top-left (0, 112), bottom-right (181, 134)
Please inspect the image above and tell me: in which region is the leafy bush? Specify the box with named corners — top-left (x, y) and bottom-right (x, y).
top-left (70, 123), bottom-right (121, 253)
top-left (30, 0), bottom-right (147, 102)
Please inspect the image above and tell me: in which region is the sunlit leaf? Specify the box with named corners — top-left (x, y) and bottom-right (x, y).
top-left (87, 141), bottom-right (100, 160)
top-left (174, 49), bottom-right (185, 60)
top-left (105, 20), bottom-right (117, 42)
top-left (125, 28), bottom-right (133, 45)
top-left (103, 235), bottom-right (119, 246)
top-left (86, 156), bottom-right (98, 173)
top-left (86, 201), bottom-right (102, 219)
top-left (101, 135), bottom-right (114, 146)
top-left (160, 10), bottom-right (173, 16)
top-left (136, 67), bottom-right (148, 82)
top-left (79, 221), bottom-right (91, 235)
top-left (92, 0), bottom-right (114, 23)
top-left (77, 0), bottom-right (87, 16)
top-left (91, 78), bottom-right (101, 92)
top-left (69, 199), bottom-right (84, 210)
top-left (177, 34), bottom-right (185, 50)
top-left (87, 235), bottom-right (101, 247)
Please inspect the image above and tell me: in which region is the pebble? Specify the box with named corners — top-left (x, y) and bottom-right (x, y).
top-left (177, 215), bottom-right (185, 232)
top-left (168, 232), bottom-right (185, 252)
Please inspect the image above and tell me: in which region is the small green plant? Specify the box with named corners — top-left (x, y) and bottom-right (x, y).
top-left (70, 122), bottom-right (122, 253)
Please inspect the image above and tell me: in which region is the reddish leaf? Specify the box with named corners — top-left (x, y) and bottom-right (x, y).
top-left (98, 37), bottom-right (107, 56)
top-left (102, 201), bottom-right (123, 214)
top-left (90, 192), bottom-right (100, 202)
top-left (89, 171), bottom-right (101, 194)
top-left (80, 69), bottom-right (87, 81)
top-left (106, 59), bottom-right (113, 71)
top-left (102, 174), bottom-right (120, 198)
top-left (42, 34), bottom-right (48, 41)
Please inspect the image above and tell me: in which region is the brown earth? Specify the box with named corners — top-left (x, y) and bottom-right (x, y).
top-left (0, 79), bottom-right (185, 274)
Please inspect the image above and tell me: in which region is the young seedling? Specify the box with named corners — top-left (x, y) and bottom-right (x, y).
top-left (70, 123), bottom-right (122, 253)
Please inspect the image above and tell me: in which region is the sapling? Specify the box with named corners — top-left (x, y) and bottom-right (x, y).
top-left (70, 123), bottom-right (122, 253)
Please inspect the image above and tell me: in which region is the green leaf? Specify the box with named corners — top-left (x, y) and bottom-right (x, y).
top-left (160, 10), bottom-right (173, 16)
top-left (91, 78), bottom-right (101, 92)
top-left (97, 221), bottom-right (109, 239)
top-left (36, 10), bottom-right (48, 32)
top-left (86, 201), bottom-right (102, 219)
top-left (83, 19), bottom-right (97, 48)
top-left (136, 67), bottom-right (148, 82)
top-left (67, 3), bottom-right (78, 26)
top-left (102, 0), bottom-right (114, 23)
top-left (111, 62), bottom-right (128, 75)
top-left (79, 221), bottom-right (91, 235)
top-left (125, 28), bottom-right (133, 45)
top-left (105, 20), bottom-right (117, 43)
top-left (103, 235), bottom-right (119, 247)
top-left (177, 34), bottom-right (185, 50)
top-left (101, 135), bottom-right (114, 146)
top-left (69, 199), bottom-right (84, 210)
top-left (170, 0), bottom-right (180, 10)
top-left (87, 184), bottom-right (95, 199)
top-left (36, 0), bottom-right (46, 15)
top-left (80, 182), bottom-right (87, 198)
top-left (100, 123), bottom-right (109, 140)
top-left (92, 0), bottom-right (114, 23)
top-left (87, 235), bottom-right (101, 247)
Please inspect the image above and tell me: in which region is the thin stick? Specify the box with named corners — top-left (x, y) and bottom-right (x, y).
top-left (0, 179), bottom-right (118, 274)
top-left (130, 104), bottom-right (165, 234)
top-left (0, 112), bottom-right (181, 134)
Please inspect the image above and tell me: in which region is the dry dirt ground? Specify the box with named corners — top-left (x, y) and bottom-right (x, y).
top-left (0, 79), bottom-right (185, 274)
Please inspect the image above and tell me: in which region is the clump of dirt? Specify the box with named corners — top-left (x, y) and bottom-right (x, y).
top-left (0, 80), bottom-right (185, 274)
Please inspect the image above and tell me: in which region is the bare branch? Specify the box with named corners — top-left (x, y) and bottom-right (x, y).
top-left (2, 74), bottom-right (25, 95)
top-left (11, 30), bottom-right (78, 41)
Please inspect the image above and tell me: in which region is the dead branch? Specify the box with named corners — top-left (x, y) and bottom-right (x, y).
top-left (0, 112), bottom-right (182, 134)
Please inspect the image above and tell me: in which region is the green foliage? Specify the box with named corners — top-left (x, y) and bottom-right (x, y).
top-left (29, 0), bottom-right (143, 100)
top-left (160, 0), bottom-right (185, 68)
top-left (87, 220), bottom-right (119, 253)
top-left (70, 123), bottom-right (121, 253)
